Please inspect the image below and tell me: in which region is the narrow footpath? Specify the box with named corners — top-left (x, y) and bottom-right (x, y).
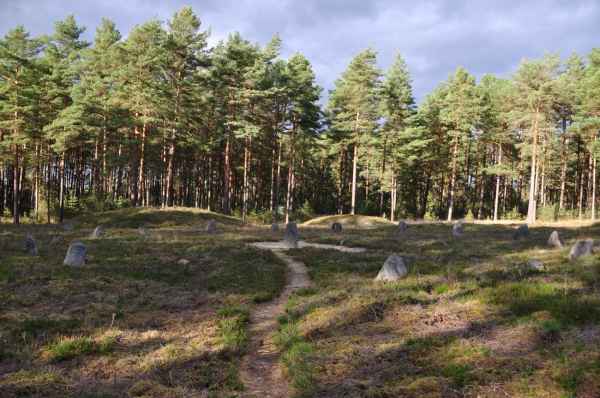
top-left (237, 242), bottom-right (366, 397)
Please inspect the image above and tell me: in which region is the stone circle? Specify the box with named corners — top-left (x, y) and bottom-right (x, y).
top-left (26, 235), bottom-right (38, 254)
top-left (375, 254), bottom-right (407, 281)
top-left (570, 239), bottom-right (594, 260)
top-left (398, 220), bottom-right (407, 236)
top-left (548, 231), bottom-right (562, 250)
top-left (332, 221), bottom-right (342, 232)
top-left (453, 221), bottom-right (463, 236)
top-left (64, 243), bottom-right (87, 267)
top-left (206, 219), bottom-right (217, 232)
top-left (283, 221), bottom-right (298, 248)
top-left (90, 226), bottom-right (105, 238)
top-left (514, 224), bottom-right (529, 240)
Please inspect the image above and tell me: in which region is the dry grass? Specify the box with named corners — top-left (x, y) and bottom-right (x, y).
top-left (277, 217), bottom-right (600, 397)
top-left (0, 207), bottom-right (285, 397)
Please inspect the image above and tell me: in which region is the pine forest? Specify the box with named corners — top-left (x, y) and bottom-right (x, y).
top-left (2, 7), bottom-right (600, 226)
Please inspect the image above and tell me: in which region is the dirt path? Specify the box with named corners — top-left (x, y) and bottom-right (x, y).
top-left (238, 242), bottom-right (366, 397)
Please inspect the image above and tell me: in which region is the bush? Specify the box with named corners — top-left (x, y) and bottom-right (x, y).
top-left (292, 202), bottom-right (315, 223)
top-left (357, 200), bottom-right (378, 216)
top-left (502, 206), bottom-right (523, 221)
top-left (537, 204), bottom-right (558, 222)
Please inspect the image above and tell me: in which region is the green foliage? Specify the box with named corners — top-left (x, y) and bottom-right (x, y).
top-left (292, 201), bottom-right (315, 223)
top-left (48, 335), bottom-right (114, 361)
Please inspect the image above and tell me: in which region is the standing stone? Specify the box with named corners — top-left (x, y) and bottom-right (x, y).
top-left (332, 221), bottom-right (342, 232)
top-left (62, 222), bottom-right (73, 231)
top-left (548, 231), bottom-right (562, 250)
top-left (64, 243), bottom-right (87, 267)
top-left (453, 221), bottom-right (463, 236)
top-left (139, 226), bottom-right (150, 235)
top-left (51, 236), bottom-right (63, 245)
top-left (269, 222), bottom-right (279, 232)
top-left (514, 224), bottom-right (529, 240)
top-left (340, 240), bottom-right (345, 246)
top-left (206, 219), bottom-right (216, 232)
top-left (90, 226), bottom-right (105, 238)
top-left (375, 254), bottom-right (407, 281)
top-left (570, 239), bottom-right (594, 260)
top-left (26, 235), bottom-right (38, 254)
top-left (525, 259), bottom-right (544, 270)
top-left (283, 221), bottom-right (298, 248)
top-left (398, 221), bottom-right (407, 237)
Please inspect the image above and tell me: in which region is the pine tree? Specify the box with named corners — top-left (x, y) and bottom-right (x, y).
top-left (439, 66), bottom-right (478, 221)
top-left (0, 25), bottom-right (43, 224)
top-left (327, 46), bottom-right (381, 214)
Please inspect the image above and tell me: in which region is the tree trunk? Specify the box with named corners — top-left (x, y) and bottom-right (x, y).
top-left (351, 141), bottom-right (358, 215)
top-left (13, 144), bottom-right (19, 225)
top-left (447, 135), bottom-right (459, 221)
top-left (243, 136), bottom-right (251, 222)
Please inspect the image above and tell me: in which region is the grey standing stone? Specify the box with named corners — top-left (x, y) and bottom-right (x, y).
top-left (525, 259), bottom-right (544, 270)
top-left (375, 254), bottom-right (407, 281)
top-left (26, 235), bottom-right (38, 254)
top-left (332, 221), bottom-right (342, 232)
top-left (269, 222), bottom-right (279, 232)
top-left (283, 221), bottom-right (298, 248)
top-left (64, 243), bottom-right (87, 267)
top-left (398, 221), bottom-right (407, 236)
top-left (51, 236), bottom-right (63, 245)
top-left (570, 239), bottom-right (594, 260)
top-left (62, 222), bottom-right (73, 231)
top-left (90, 226), bottom-right (105, 238)
top-left (548, 231), bottom-right (562, 250)
top-left (340, 240), bottom-right (345, 246)
top-left (514, 224), bottom-right (529, 240)
top-left (206, 219), bottom-right (216, 232)
top-left (139, 226), bottom-right (150, 235)
top-left (453, 221), bottom-right (463, 236)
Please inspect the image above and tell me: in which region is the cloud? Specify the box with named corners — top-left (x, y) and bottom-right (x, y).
top-left (1, 0), bottom-right (599, 104)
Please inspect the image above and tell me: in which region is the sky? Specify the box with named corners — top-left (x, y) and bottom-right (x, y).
top-left (1, 0), bottom-right (599, 105)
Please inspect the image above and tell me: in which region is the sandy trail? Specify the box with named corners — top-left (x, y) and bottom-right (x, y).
top-left (237, 241), bottom-right (366, 397)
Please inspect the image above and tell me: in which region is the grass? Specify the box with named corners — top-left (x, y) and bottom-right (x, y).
top-left (0, 207), bottom-right (286, 397)
top-left (275, 217), bottom-right (600, 397)
top-left (1, 210), bottom-right (599, 397)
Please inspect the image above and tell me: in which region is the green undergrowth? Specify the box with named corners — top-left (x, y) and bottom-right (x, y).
top-left (277, 219), bottom-right (600, 397)
top-left (0, 207), bottom-right (285, 397)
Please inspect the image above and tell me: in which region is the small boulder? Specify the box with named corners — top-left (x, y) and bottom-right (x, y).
top-left (62, 222), bottom-right (73, 231)
top-left (375, 254), bottom-right (407, 281)
top-left (139, 226), bottom-right (150, 235)
top-left (26, 235), bottom-right (38, 254)
top-left (570, 239), bottom-right (594, 260)
top-left (206, 219), bottom-right (216, 232)
top-left (51, 236), bottom-right (63, 245)
top-left (340, 240), bottom-right (345, 246)
top-left (398, 221), bottom-right (407, 236)
top-left (64, 243), bottom-right (87, 267)
top-left (525, 259), bottom-right (544, 270)
top-left (453, 221), bottom-right (463, 236)
top-left (269, 222), bottom-right (279, 232)
top-left (177, 259), bottom-right (190, 266)
top-left (90, 226), bottom-right (105, 238)
top-left (283, 221), bottom-right (298, 248)
top-left (548, 231), bottom-right (562, 250)
top-left (332, 221), bottom-right (342, 232)
top-left (514, 224), bottom-right (529, 240)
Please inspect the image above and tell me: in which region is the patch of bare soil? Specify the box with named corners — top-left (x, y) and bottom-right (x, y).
top-left (238, 243), bottom-right (366, 397)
